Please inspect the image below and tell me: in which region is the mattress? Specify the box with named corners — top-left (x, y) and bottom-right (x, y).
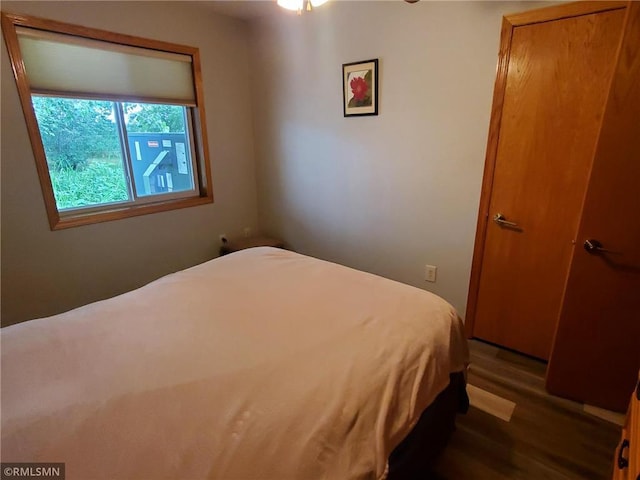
top-left (1, 247), bottom-right (469, 479)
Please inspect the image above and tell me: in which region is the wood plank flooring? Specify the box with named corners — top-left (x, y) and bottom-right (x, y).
top-left (429, 339), bottom-right (622, 479)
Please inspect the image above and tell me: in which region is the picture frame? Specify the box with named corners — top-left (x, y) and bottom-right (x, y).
top-left (342, 58), bottom-right (378, 117)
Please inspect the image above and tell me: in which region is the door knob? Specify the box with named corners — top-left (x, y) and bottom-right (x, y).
top-left (583, 239), bottom-right (614, 254)
top-left (493, 213), bottom-right (519, 228)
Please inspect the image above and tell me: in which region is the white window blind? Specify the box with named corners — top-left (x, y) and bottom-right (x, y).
top-left (16, 27), bottom-right (196, 105)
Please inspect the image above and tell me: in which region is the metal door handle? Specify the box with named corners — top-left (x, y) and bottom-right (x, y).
top-left (617, 439), bottom-right (629, 469)
top-left (583, 239), bottom-right (615, 254)
top-left (493, 213), bottom-right (519, 228)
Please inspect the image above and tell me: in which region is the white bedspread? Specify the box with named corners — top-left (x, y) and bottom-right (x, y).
top-left (1, 247), bottom-right (468, 480)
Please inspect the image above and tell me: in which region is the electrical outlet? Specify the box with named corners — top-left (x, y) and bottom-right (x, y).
top-left (243, 227), bottom-right (252, 238)
top-left (219, 234), bottom-right (228, 245)
top-left (425, 265), bottom-right (437, 283)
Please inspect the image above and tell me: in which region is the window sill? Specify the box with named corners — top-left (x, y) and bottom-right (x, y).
top-left (50, 194), bottom-right (213, 230)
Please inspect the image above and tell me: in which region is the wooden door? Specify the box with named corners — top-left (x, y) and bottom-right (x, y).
top-left (546, 2), bottom-right (640, 412)
top-left (466, 2), bottom-right (627, 360)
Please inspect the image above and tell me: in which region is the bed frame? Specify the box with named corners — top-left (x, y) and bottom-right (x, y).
top-left (388, 372), bottom-right (468, 478)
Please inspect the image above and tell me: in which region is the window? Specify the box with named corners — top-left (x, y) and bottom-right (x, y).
top-left (1, 13), bottom-right (213, 229)
top-left (32, 98), bottom-right (198, 211)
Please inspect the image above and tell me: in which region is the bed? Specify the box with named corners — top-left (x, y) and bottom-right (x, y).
top-left (1, 247), bottom-right (469, 479)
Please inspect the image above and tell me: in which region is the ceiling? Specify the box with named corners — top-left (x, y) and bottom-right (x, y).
top-left (201, 1), bottom-right (283, 21)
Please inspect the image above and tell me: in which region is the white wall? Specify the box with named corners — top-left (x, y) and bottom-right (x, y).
top-left (1, 1), bottom-right (258, 325)
top-left (250, 0), bottom-right (551, 317)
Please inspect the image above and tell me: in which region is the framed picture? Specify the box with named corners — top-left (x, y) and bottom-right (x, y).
top-left (342, 58), bottom-right (378, 117)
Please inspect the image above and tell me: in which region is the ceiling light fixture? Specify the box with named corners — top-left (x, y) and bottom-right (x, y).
top-left (277, 0), bottom-right (328, 15)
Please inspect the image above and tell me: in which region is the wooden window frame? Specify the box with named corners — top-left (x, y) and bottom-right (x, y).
top-left (1, 12), bottom-right (214, 230)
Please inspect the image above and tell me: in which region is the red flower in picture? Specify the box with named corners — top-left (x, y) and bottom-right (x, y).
top-left (344, 61), bottom-right (377, 115)
top-left (350, 76), bottom-right (368, 102)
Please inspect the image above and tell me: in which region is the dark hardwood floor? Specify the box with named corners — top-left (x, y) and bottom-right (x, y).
top-left (430, 339), bottom-right (622, 479)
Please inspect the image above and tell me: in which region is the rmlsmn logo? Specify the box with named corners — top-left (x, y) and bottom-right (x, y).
top-left (1, 463), bottom-right (65, 480)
